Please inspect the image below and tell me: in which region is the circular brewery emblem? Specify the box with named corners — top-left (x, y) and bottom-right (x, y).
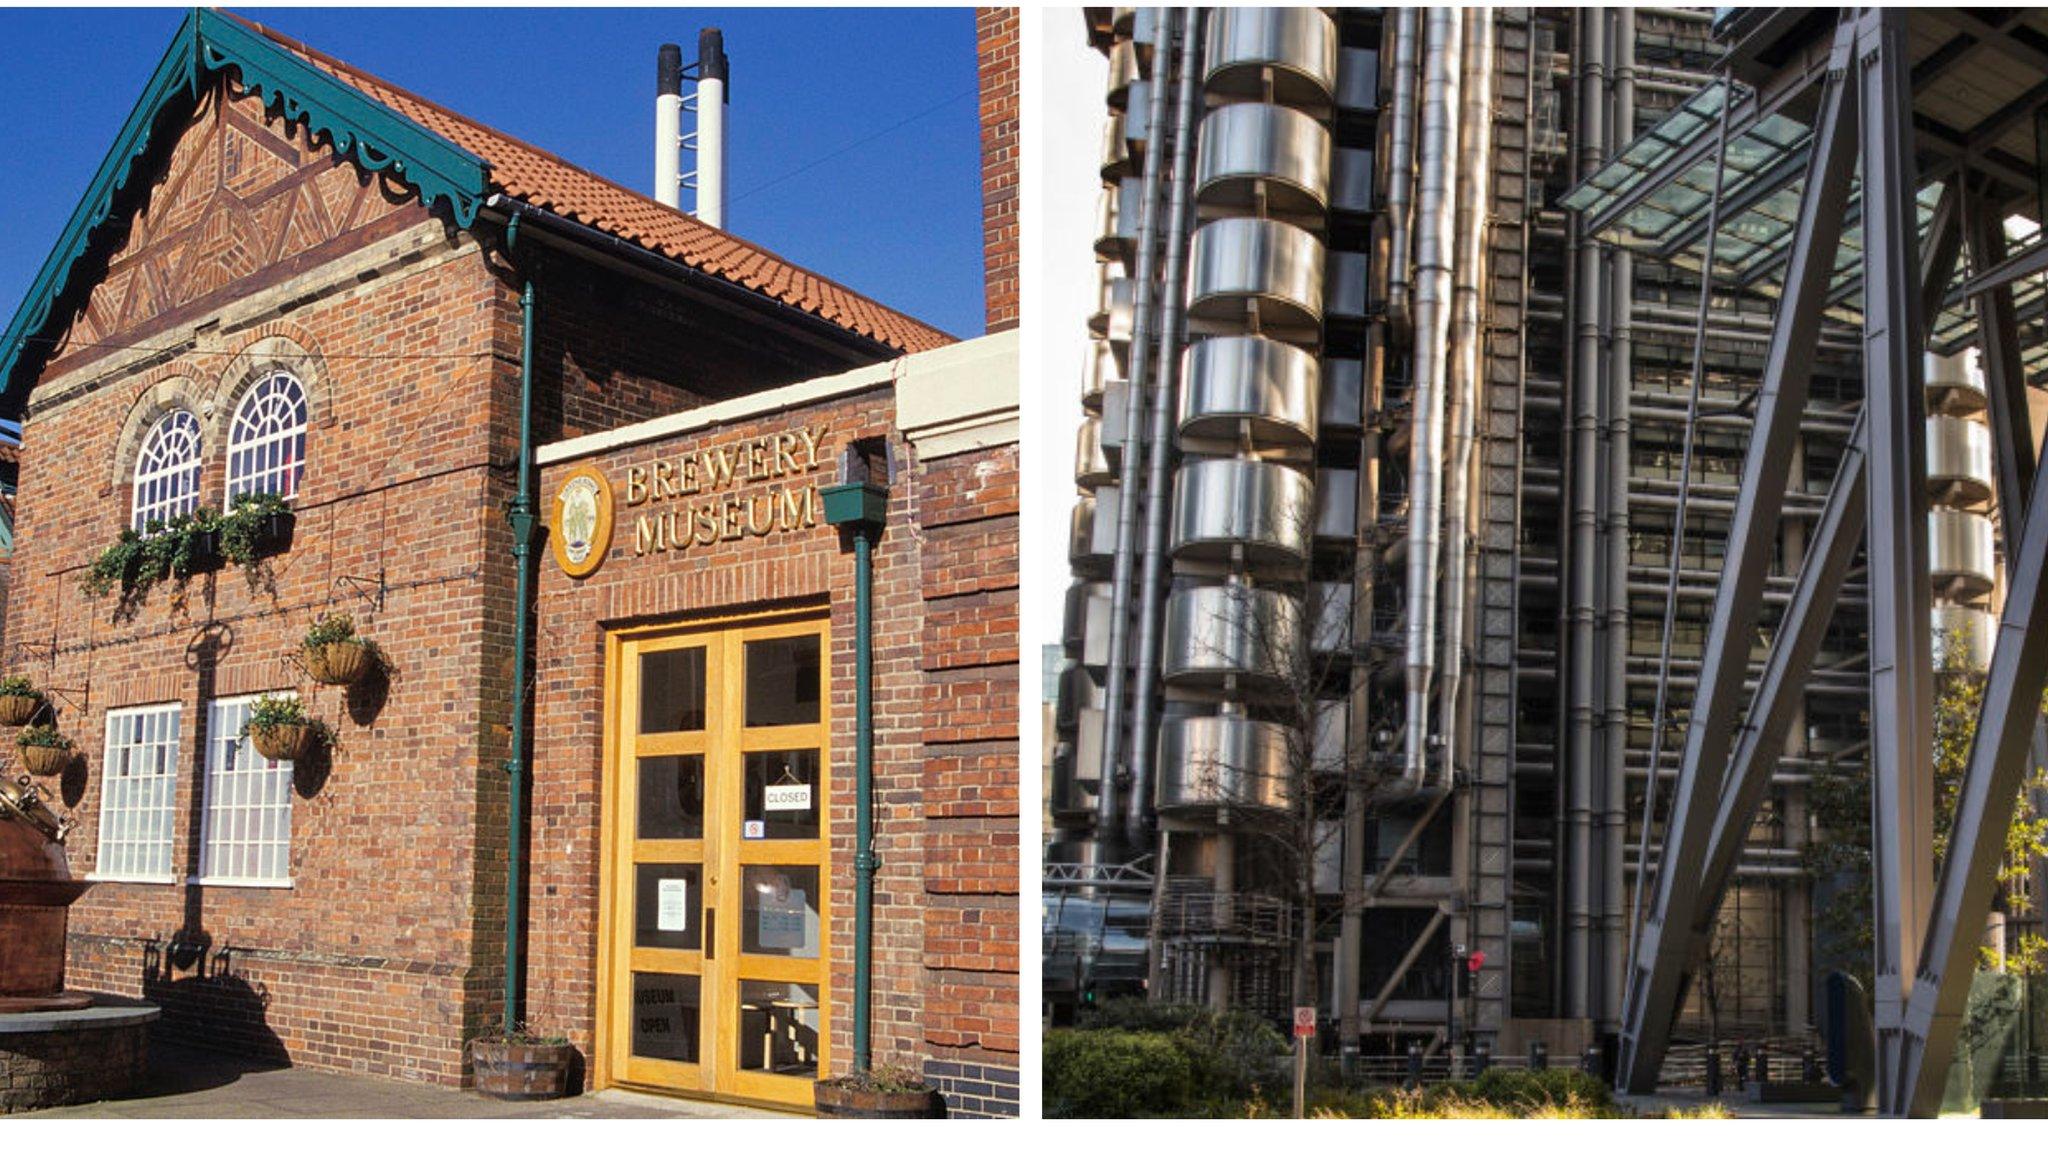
top-left (550, 464), bottom-right (613, 579)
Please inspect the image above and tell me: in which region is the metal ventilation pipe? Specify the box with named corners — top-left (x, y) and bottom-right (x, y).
top-left (1384, 9), bottom-right (1422, 330)
top-left (1095, 9), bottom-right (1177, 854)
top-left (1439, 7), bottom-right (1492, 792)
top-left (696, 28), bottom-right (730, 228)
top-left (656, 44), bottom-right (684, 209)
top-left (1600, 4), bottom-right (1636, 1032)
top-left (1561, 4), bottom-right (1608, 1022)
top-left (1403, 7), bottom-right (1461, 793)
top-left (1127, 8), bottom-right (1204, 848)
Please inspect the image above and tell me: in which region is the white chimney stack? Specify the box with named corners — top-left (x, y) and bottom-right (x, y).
top-left (654, 43), bottom-right (684, 210)
top-left (694, 28), bottom-right (729, 229)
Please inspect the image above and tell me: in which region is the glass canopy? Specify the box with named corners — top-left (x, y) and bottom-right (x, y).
top-left (1562, 80), bottom-right (2048, 383)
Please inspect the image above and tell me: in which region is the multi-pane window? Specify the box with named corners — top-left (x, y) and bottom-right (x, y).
top-left (225, 371), bottom-right (308, 503)
top-left (199, 695), bottom-right (294, 884)
top-left (96, 705), bottom-right (182, 881)
top-left (131, 410), bottom-right (203, 531)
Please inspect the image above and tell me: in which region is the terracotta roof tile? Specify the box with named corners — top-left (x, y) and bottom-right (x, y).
top-left (230, 15), bottom-right (952, 355)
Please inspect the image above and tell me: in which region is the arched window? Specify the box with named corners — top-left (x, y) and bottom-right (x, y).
top-left (225, 371), bottom-right (308, 503)
top-left (131, 410), bottom-right (203, 532)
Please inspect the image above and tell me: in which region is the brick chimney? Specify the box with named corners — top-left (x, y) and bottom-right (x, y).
top-left (976, 8), bottom-right (1018, 333)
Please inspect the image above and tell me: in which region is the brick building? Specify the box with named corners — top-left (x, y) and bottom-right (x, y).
top-left (0, 9), bottom-right (1018, 1116)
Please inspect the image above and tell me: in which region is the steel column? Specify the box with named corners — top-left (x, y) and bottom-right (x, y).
top-left (1615, 16), bottom-right (1860, 1093)
top-left (1855, 11), bottom-right (1936, 1115)
top-left (1895, 385), bottom-right (2048, 1113)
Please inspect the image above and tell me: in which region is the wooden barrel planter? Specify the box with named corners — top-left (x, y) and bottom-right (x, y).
top-left (17, 745), bottom-right (69, 778)
top-left (304, 642), bottom-right (373, 686)
top-left (471, 1039), bottom-right (575, 1101)
top-left (814, 1079), bottom-right (944, 1118)
top-left (0, 696), bottom-right (41, 727)
top-left (249, 724), bottom-right (316, 762)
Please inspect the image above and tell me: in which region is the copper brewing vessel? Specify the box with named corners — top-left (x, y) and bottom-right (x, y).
top-left (0, 776), bottom-right (91, 1013)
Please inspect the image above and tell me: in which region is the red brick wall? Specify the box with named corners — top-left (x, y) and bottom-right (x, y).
top-left (915, 442), bottom-right (1021, 1096)
top-left (977, 8), bottom-right (1020, 334)
top-left (12, 73), bottom-right (887, 1089)
top-left (530, 387), bottom-right (1021, 1112)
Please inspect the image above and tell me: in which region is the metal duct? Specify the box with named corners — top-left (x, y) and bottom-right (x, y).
top-left (694, 28), bottom-right (729, 229)
top-left (1600, 3), bottom-right (1636, 1034)
top-left (1440, 7), bottom-right (1492, 791)
top-left (655, 44), bottom-right (684, 210)
top-left (1094, 7), bottom-right (1178, 854)
top-left (1384, 9), bottom-right (1421, 328)
top-left (1560, 3), bottom-right (1608, 1024)
top-left (1402, 7), bottom-right (1462, 795)
top-left (1128, 9), bottom-right (1205, 848)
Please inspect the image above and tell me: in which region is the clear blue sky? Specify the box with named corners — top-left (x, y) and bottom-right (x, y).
top-left (0, 7), bottom-right (985, 340)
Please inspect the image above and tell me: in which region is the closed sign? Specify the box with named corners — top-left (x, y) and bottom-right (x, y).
top-left (764, 783), bottom-right (811, 812)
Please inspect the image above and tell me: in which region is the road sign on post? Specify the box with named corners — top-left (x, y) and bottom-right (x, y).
top-left (1293, 1006), bottom-right (1314, 1118)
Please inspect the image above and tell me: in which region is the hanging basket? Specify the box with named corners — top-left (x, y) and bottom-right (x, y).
top-left (249, 723), bottom-right (316, 762)
top-left (304, 642), bottom-right (373, 686)
top-left (18, 744), bottom-right (69, 778)
top-left (0, 695), bottom-right (43, 727)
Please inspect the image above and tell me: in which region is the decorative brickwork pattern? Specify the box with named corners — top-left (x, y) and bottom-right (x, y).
top-left (923, 1055), bottom-right (1019, 1118)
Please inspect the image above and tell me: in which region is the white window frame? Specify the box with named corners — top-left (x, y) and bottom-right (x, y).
top-left (131, 410), bottom-right (203, 532)
top-left (92, 704), bottom-right (183, 883)
top-left (224, 371), bottom-right (308, 504)
top-left (198, 693), bottom-right (296, 888)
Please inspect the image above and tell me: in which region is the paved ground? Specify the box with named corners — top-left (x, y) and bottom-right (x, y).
top-left (10, 1042), bottom-right (792, 1120)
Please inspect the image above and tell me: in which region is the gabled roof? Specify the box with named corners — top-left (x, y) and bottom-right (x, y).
top-left (0, 8), bottom-right (951, 400)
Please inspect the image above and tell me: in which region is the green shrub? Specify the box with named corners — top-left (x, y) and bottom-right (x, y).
top-left (1044, 1028), bottom-right (1194, 1117)
top-left (16, 725), bottom-right (72, 751)
top-left (1466, 1065), bottom-right (1614, 1111)
top-left (1079, 999), bottom-right (1288, 1101)
top-left (0, 676), bottom-right (41, 700)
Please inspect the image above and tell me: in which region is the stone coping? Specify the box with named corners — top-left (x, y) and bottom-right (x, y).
top-left (0, 996), bottom-right (160, 1035)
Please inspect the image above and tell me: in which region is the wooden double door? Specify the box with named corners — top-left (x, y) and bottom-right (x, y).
top-left (601, 613), bottom-right (831, 1109)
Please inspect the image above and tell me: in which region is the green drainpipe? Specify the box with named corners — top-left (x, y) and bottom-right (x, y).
top-left (821, 476), bottom-right (887, 1072)
top-left (503, 215), bottom-right (538, 1036)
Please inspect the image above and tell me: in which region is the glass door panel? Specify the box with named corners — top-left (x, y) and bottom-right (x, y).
top-left (606, 617), bottom-right (830, 1109)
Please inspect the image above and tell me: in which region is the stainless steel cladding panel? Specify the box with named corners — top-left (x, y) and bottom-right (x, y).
top-left (1205, 7), bottom-right (1339, 111)
top-left (1107, 39), bottom-right (1142, 108)
top-left (1927, 507), bottom-right (1997, 602)
top-left (1315, 468), bottom-right (1359, 540)
top-left (1178, 334), bottom-right (1321, 448)
top-left (1155, 715), bottom-right (1294, 814)
top-left (1331, 147), bottom-right (1376, 215)
top-left (1090, 272), bottom-right (1136, 350)
top-left (1163, 583), bottom-right (1306, 692)
top-left (1082, 339), bottom-right (1117, 411)
top-left (1931, 602), bottom-right (1996, 672)
top-left (1324, 250), bottom-right (1372, 320)
top-left (1319, 356), bottom-right (1364, 432)
top-left (1925, 414), bottom-right (1994, 507)
top-left (1062, 580), bottom-right (1116, 666)
top-left (1924, 349), bottom-right (1988, 416)
top-left (1188, 216), bottom-right (1326, 331)
top-left (1170, 457), bottom-right (1317, 567)
top-left (1102, 112), bottom-right (1133, 181)
top-left (1071, 492), bottom-right (1119, 576)
top-left (1310, 580), bottom-right (1354, 654)
top-left (1194, 102), bottom-right (1333, 213)
top-left (1075, 418), bottom-right (1114, 488)
top-left (1335, 45), bottom-right (1380, 114)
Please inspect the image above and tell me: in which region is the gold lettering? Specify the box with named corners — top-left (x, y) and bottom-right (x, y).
top-left (746, 492), bottom-right (775, 536)
top-left (678, 455), bottom-right (700, 496)
top-left (797, 425), bottom-right (829, 469)
top-left (635, 514), bottom-right (657, 555)
top-left (720, 496), bottom-right (744, 541)
top-left (625, 466), bottom-right (649, 506)
top-left (702, 447), bottom-right (735, 490)
top-left (652, 459), bottom-right (676, 500)
top-left (777, 486), bottom-right (817, 532)
top-left (694, 506), bottom-right (719, 546)
top-left (774, 432), bottom-right (799, 476)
